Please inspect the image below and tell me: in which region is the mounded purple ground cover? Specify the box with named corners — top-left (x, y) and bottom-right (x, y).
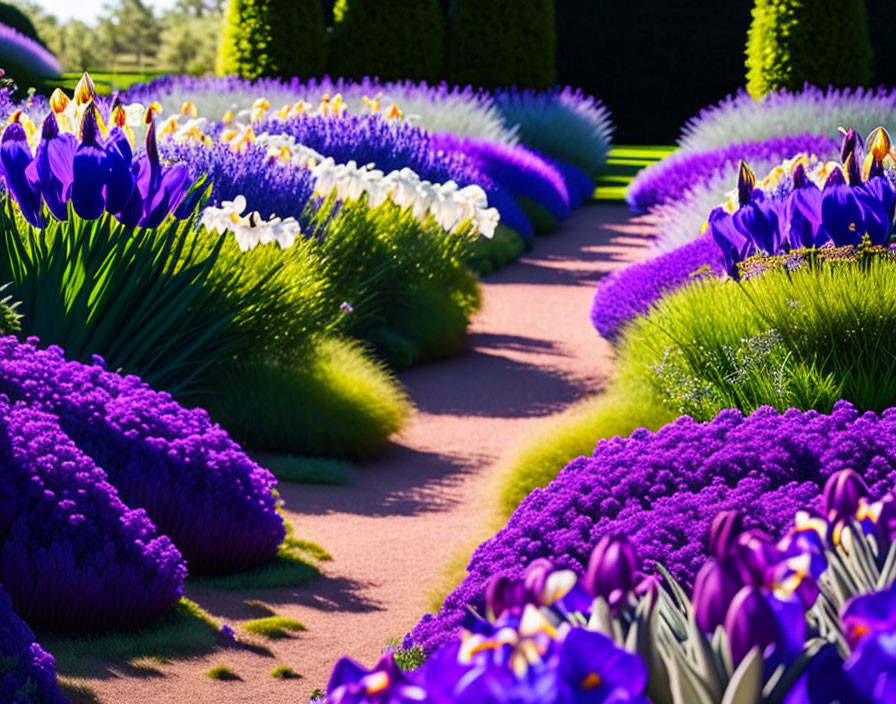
top-left (0, 582), bottom-right (68, 703)
top-left (590, 233), bottom-right (724, 342)
top-left (430, 133), bottom-right (571, 221)
top-left (0, 395), bottom-right (185, 631)
top-left (0, 336), bottom-right (284, 575)
top-left (626, 133), bottom-right (839, 213)
top-left (407, 401), bottom-right (896, 654)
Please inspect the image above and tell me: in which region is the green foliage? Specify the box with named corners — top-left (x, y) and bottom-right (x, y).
top-left (328, 0), bottom-right (444, 82)
top-left (271, 665), bottom-right (300, 679)
top-left (216, 0), bottom-right (326, 79)
top-left (517, 198), bottom-right (558, 235)
top-left (205, 665), bottom-right (239, 681)
top-left (467, 224), bottom-right (525, 277)
top-left (746, 0), bottom-right (873, 98)
top-left (0, 283), bottom-right (21, 335)
top-left (446, 0), bottom-right (557, 89)
top-left (312, 197), bottom-right (481, 369)
top-left (0, 2), bottom-right (42, 44)
top-left (616, 256), bottom-right (896, 421)
top-left (387, 641), bottom-right (426, 671)
top-left (201, 336), bottom-right (410, 459)
top-left (252, 454), bottom-right (356, 485)
top-left (243, 616), bottom-right (305, 639)
top-left (0, 202), bottom-right (292, 396)
top-left (39, 599), bottom-right (219, 677)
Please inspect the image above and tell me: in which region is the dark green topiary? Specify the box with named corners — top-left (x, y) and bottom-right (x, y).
top-left (216, 0), bottom-right (326, 79)
top-left (866, 0), bottom-right (896, 87)
top-left (328, 0), bottom-right (444, 82)
top-left (746, 0), bottom-right (873, 99)
top-left (446, 0), bottom-right (557, 89)
top-left (0, 3), bottom-right (43, 46)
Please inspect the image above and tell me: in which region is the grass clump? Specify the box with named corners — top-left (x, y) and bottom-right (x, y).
top-left (243, 617), bottom-right (305, 639)
top-left (271, 664), bottom-right (300, 679)
top-left (205, 664), bottom-right (240, 681)
top-left (616, 256), bottom-right (896, 419)
top-left (202, 336), bottom-right (410, 459)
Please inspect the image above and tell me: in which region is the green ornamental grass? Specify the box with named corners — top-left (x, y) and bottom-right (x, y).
top-left (616, 256), bottom-right (896, 420)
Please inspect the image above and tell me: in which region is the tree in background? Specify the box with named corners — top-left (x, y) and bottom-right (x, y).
top-left (746, 0), bottom-right (873, 98)
top-left (446, 0), bottom-right (556, 90)
top-left (328, 0), bottom-right (444, 82)
top-left (157, 3), bottom-right (219, 74)
top-left (217, 0), bottom-right (326, 79)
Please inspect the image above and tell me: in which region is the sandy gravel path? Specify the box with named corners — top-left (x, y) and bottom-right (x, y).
top-left (66, 203), bottom-right (654, 704)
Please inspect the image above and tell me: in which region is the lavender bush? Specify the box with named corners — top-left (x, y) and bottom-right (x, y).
top-left (679, 85), bottom-right (896, 153)
top-left (0, 582), bottom-right (68, 703)
top-left (431, 132), bottom-right (571, 221)
top-left (0, 23), bottom-right (61, 93)
top-left (0, 393), bottom-right (186, 631)
top-left (590, 233), bottom-right (723, 342)
top-left (627, 133), bottom-right (838, 212)
top-left (0, 337), bottom-right (284, 575)
top-left (123, 75), bottom-right (518, 144)
top-left (407, 401), bottom-right (896, 654)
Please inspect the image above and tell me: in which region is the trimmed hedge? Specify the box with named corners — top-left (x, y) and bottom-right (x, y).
top-left (0, 3), bottom-right (41, 45)
top-left (446, 0), bottom-right (557, 90)
top-left (554, 0), bottom-right (752, 142)
top-left (216, 0), bottom-right (326, 79)
top-left (746, 0), bottom-right (873, 99)
top-left (328, 0), bottom-right (444, 82)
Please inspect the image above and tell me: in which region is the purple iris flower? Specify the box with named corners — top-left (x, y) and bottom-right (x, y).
top-left (823, 469), bottom-right (870, 521)
top-left (724, 587), bottom-right (806, 669)
top-left (842, 585), bottom-right (896, 703)
top-left (583, 534), bottom-right (641, 611)
top-left (707, 206), bottom-right (756, 278)
top-left (0, 106), bottom-right (202, 229)
top-left (327, 654), bottom-right (429, 704)
top-left (783, 644), bottom-right (873, 704)
top-left (555, 628), bottom-right (649, 704)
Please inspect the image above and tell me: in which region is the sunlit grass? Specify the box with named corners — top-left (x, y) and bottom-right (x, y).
top-left (243, 616), bottom-right (306, 639)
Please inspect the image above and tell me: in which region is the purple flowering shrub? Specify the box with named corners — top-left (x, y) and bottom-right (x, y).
top-left (0, 582), bottom-right (68, 703)
top-left (590, 233), bottom-right (724, 342)
top-left (161, 140), bottom-right (316, 225)
top-left (0, 394), bottom-right (185, 631)
top-left (407, 401), bottom-right (896, 654)
top-left (430, 133), bottom-right (571, 221)
top-left (0, 337), bottom-right (284, 575)
top-left (252, 113), bottom-right (535, 240)
top-left (626, 133), bottom-right (838, 212)
top-left (548, 158), bottom-right (594, 208)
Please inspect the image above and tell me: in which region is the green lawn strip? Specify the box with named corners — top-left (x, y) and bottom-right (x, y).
top-left (38, 598), bottom-right (220, 678)
top-left (58, 71), bottom-right (164, 93)
top-left (593, 144), bottom-right (676, 202)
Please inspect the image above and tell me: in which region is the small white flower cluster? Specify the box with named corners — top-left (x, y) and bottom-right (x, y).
top-left (311, 157), bottom-right (499, 238)
top-left (200, 196), bottom-right (301, 252)
top-left (251, 133), bottom-right (500, 238)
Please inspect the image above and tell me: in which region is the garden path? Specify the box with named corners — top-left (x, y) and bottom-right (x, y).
top-left (75, 203), bottom-right (655, 704)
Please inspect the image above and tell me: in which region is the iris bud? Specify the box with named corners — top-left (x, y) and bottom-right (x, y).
top-left (823, 469), bottom-right (869, 520)
top-left (737, 160), bottom-right (756, 208)
top-left (584, 534), bottom-right (639, 603)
